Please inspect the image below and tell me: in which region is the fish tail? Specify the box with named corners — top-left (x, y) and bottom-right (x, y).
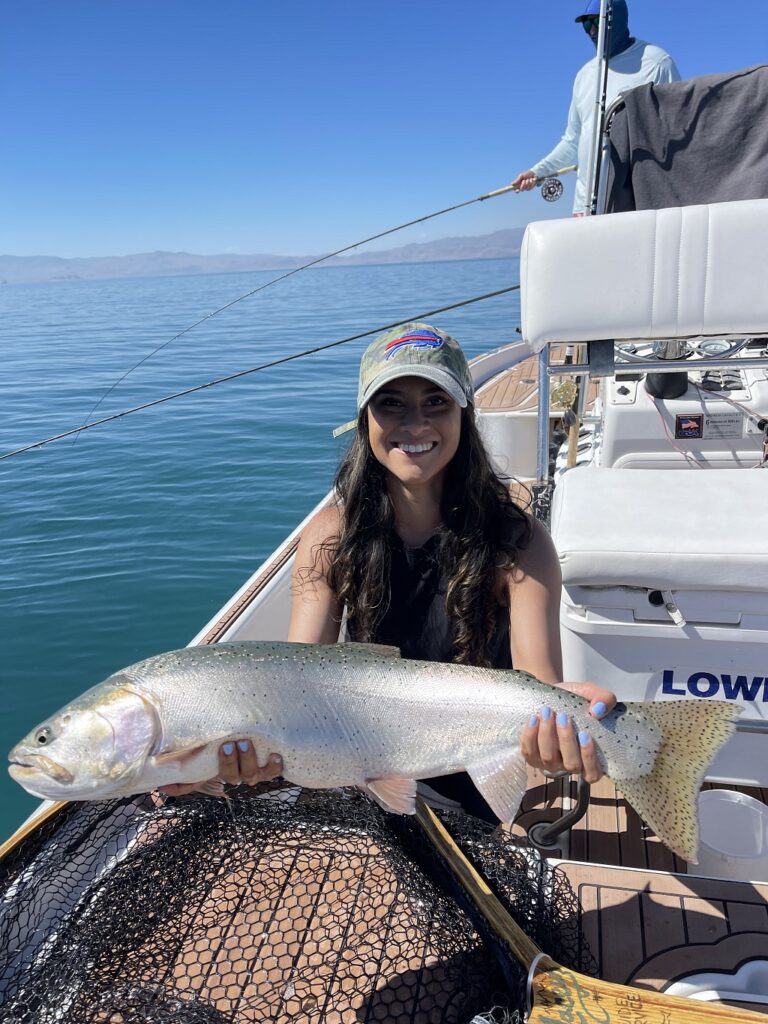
top-left (610, 700), bottom-right (739, 863)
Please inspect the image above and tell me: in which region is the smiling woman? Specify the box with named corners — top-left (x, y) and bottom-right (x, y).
top-left (367, 377), bottom-right (462, 498)
top-left (275, 322), bottom-right (618, 820)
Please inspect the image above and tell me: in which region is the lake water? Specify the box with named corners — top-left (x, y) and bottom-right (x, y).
top-left (0, 258), bottom-right (521, 834)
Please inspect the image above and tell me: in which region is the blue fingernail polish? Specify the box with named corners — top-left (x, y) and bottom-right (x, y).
top-left (592, 701), bottom-right (607, 718)
top-left (222, 743), bottom-right (234, 755)
top-left (541, 706), bottom-right (552, 721)
top-left (557, 712), bottom-right (569, 727)
top-left (529, 714), bottom-right (538, 728)
top-left (237, 740), bottom-right (250, 752)
top-left (579, 730), bottom-right (590, 747)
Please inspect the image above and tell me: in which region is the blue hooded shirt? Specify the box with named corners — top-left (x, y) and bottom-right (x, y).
top-left (577, 0), bottom-right (632, 58)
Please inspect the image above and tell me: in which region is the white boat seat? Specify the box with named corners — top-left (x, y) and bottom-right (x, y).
top-left (550, 468), bottom-right (768, 592)
top-left (521, 199), bottom-right (768, 353)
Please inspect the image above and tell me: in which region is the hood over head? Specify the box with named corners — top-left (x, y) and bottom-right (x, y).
top-left (575, 0), bottom-right (632, 58)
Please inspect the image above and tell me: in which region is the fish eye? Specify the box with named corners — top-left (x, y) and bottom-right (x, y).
top-left (35, 727), bottom-right (53, 746)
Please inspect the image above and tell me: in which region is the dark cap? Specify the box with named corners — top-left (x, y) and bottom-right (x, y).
top-left (575, 0), bottom-right (601, 21)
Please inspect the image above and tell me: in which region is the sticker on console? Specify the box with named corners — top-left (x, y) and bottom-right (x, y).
top-left (674, 414), bottom-right (703, 439)
top-left (704, 411), bottom-right (744, 439)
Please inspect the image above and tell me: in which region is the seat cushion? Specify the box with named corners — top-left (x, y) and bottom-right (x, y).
top-left (551, 468), bottom-right (768, 592)
top-left (521, 199), bottom-right (768, 352)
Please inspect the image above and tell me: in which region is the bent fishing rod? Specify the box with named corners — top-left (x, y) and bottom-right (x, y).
top-left (74, 168), bottom-right (575, 437)
top-left (1, 284), bottom-right (520, 462)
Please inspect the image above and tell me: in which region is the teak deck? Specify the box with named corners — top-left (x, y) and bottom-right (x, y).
top-left (513, 770), bottom-right (688, 872)
top-left (512, 770), bottom-right (768, 1012)
top-left (474, 346), bottom-right (600, 413)
top-left (514, 770), bottom-right (768, 873)
top-left (561, 861), bottom-right (768, 1008)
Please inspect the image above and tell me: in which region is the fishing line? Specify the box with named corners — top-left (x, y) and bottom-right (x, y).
top-left (73, 172), bottom-right (572, 440)
top-left (72, 187), bottom-right (514, 439)
top-left (1, 284), bottom-right (520, 462)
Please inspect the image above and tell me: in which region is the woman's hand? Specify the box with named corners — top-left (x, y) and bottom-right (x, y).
top-left (158, 741), bottom-right (283, 797)
top-left (519, 683), bottom-right (616, 784)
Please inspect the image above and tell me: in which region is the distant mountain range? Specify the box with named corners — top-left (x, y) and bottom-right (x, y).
top-left (0, 228), bottom-right (525, 284)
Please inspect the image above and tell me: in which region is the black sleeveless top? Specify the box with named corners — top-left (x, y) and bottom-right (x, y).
top-left (348, 531), bottom-right (512, 821)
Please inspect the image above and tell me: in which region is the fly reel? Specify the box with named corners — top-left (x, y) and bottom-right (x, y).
top-left (540, 176), bottom-right (564, 202)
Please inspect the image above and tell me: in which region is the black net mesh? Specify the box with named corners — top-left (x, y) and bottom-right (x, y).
top-left (0, 785), bottom-right (595, 1023)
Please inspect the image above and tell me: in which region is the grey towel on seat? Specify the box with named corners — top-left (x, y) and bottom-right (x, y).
top-left (605, 64), bottom-right (768, 211)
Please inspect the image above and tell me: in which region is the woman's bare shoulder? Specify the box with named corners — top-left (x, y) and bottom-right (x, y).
top-left (302, 503), bottom-right (343, 546)
top-left (290, 503), bottom-right (344, 641)
top-left (524, 513), bottom-right (556, 551)
top-left (507, 513), bottom-right (561, 586)
top-left (294, 503), bottom-right (343, 570)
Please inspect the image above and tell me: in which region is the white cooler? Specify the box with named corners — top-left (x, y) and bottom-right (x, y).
top-left (550, 467), bottom-right (768, 786)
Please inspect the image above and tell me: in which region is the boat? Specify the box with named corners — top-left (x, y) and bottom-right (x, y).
top-left (2, 4), bottom-right (768, 1018)
top-left (186, 51), bottom-right (768, 1018)
top-left (187, 202), bottom-right (768, 1013)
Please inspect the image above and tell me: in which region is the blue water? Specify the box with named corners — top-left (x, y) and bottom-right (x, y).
top-left (0, 258), bottom-right (521, 835)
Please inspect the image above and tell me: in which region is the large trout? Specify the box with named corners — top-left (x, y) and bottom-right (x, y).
top-left (9, 641), bottom-right (738, 861)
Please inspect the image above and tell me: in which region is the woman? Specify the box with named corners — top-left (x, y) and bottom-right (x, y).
top-left (165, 322), bottom-right (614, 808)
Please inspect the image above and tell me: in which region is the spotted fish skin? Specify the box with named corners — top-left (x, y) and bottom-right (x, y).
top-left (8, 641), bottom-right (739, 861)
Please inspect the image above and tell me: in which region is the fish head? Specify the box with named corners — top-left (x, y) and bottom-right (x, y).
top-left (8, 678), bottom-right (160, 800)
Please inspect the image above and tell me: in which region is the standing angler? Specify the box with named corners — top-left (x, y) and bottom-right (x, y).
top-left (9, 640), bottom-right (738, 863)
top-left (511, 0), bottom-right (680, 214)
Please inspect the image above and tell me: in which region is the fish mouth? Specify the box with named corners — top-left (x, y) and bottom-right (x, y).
top-left (8, 754), bottom-right (73, 785)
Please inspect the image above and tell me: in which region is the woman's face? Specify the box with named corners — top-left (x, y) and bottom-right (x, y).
top-left (366, 376), bottom-right (462, 490)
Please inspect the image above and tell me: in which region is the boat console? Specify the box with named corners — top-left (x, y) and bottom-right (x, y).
top-left (597, 354), bottom-right (768, 469)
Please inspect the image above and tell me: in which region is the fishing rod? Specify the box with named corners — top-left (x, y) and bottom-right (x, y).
top-left (1, 284), bottom-right (520, 462)
top-left (74, 169), bottom-right (574, 439)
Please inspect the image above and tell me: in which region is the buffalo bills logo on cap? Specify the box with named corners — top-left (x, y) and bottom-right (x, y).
top-left (384, 329), bottom-right (444, 361)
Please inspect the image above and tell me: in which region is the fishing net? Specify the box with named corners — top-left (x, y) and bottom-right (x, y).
top-left (0, 784), bottom-right (594, 1024)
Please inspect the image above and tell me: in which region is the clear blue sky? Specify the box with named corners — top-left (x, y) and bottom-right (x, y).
top-left (2, 1), bottom-right (767, 258)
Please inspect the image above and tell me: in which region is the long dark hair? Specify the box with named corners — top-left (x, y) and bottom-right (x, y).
top-left (325, 405), bottom-right (533, 666)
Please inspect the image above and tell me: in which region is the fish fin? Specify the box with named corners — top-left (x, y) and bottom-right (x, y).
top-left (195, 777), bottom-right (227, 798)
top-left (343, 642), bottom-right (402, 658)
top-left (611, 699), bottom-right (740, 863)
top-left (467, 749), bottom-right (528, 823)
top-left (364, 776), bottom-right (417, 814)
top-left (153, 743), bottom-right (210, 767)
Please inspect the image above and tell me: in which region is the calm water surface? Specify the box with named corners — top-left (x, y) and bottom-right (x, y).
top-left (0, 258), bottom-right (520, 833)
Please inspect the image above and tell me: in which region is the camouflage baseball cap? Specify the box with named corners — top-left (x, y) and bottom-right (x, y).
top-left (333, 323), bottom-right (474, 437)
top-left (362, 321), bottom-right (473, 406)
